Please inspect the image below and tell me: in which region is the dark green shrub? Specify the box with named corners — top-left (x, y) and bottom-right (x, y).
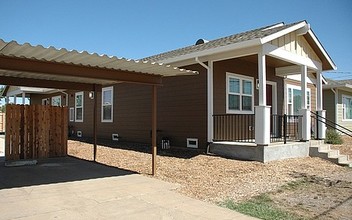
top-left (325, 129), bottom-right (343, 145)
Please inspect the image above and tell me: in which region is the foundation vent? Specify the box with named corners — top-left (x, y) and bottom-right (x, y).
top-left (187, 138), bottom-right (198, 148)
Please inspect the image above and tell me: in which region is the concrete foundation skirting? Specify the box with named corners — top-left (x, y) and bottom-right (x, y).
top-left (209, 142), bottom-right (310, 162)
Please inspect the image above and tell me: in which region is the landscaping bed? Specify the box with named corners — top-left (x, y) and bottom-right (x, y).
top-left (68, 139), bottom-right (352, 220)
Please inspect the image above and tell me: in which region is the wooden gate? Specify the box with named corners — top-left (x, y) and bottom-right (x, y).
top-left (0, 112), bottom-right (5, 133)
top-left (5, 104), bottom-right (68, 161)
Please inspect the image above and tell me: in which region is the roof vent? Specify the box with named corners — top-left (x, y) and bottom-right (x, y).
top-left (195, 39), bottom-right (209, 45)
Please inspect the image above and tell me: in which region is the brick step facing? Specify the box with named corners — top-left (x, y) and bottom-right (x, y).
top-left (309, 141), bottom-right (352, 168)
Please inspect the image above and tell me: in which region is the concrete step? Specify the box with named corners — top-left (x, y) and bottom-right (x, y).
top-left (310, 140), bottom-right (325, 147)
top-left (309, 143), bottom-right (351, 168)
top-left (339, 160), bottom-right (352, 168)
top-left (318, 144), bottom-right (331, 151)
top-left (319, 149), bottom-right (339, 157)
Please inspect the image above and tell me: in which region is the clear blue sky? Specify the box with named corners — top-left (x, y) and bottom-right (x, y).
top-left (1, 0), bottom-right (351, 79)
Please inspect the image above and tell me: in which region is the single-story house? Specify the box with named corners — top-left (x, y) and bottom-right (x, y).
top-left (2, 20), bottom-right (337, 161)
top-left (323, 79), bottom-right (352, 132)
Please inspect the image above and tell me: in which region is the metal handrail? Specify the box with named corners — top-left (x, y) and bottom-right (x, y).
top-left (311, 111), bottom-right (352, 138)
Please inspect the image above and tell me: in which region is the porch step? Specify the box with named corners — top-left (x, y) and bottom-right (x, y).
top-left (309, 141), bottom-right (352, 168)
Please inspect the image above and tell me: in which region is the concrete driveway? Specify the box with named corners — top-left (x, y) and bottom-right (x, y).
top-left (0, 156), bottom-right (256, 219)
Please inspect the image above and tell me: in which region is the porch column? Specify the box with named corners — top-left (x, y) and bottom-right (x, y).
top-left (316, 70), bottom-right (326, 139)
top-left (5, 96), bottom-right (9, 104)
top-left (300, 65), bottom-right (310, 141)
top-left (255, 52), bottom-right (270, 145)
top-left (22, 92), bottom-right (26, 104)
top-left (13, 95), bottom-right (17, 104)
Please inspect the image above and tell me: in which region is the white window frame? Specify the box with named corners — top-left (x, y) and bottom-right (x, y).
top-left (51, 95), bottom-right (61, 107)
top-left (42, 98), bottom-right (49, 105)
top-left (101, 86), bottom-right (114, 122)
top-left (75, 91), bottom-right (84, 122)
top-left (342, 94), bottom-right (352, 121)
top-left (226, 72), bottom-right (254, 114)
top-left (286, 84), bottom-right (311, 115)
top-left (69, 107), bottom-right (74, 122)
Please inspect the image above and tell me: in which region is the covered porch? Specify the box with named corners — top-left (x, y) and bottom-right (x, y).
top-left (204, 23), bottom-right (335, 149)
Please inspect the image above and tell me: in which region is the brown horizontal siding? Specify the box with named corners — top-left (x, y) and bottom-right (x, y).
top-left (157, 64), bottom-right (207, 149)
top-left (213, 57), bottom-right (284, 115)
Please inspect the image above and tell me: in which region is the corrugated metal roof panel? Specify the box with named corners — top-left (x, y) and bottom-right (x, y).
top-left (0, 39), bottom-right (197, 77)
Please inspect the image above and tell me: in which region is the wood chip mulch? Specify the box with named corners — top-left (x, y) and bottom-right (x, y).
top-left (68, 139), bottom-right (352, 203)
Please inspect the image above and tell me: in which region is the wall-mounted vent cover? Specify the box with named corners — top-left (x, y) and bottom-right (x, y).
top-left (77, 131), bottom-right (82, 138)
top-left (187, 138), bottom-right (198, 148)
top-left (112, 133), bottom-right (119, 141)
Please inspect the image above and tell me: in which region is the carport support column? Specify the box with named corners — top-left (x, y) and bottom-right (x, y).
top-left (152, 85), bottom-right (157, 176)
top-left (255, 52), bottom-right (270, 145)
top-left (93, 84), bottom-right (99, 161)
top-left (22, 92), bottom-right (26, 104)
top-left (300, 65), bottom-right (310, 141)
top-left (316, 70), bottom-right (326, 139)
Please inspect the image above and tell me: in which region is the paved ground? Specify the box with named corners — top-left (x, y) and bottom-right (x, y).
top-left (0, 156), bottom-right (256, 219)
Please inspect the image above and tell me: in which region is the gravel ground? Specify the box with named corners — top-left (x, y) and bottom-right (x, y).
top-left (68, 139), bottom-right (352, 203)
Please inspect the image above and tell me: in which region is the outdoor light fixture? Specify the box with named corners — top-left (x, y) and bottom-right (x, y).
top-left (89, 91), bottom-right (94, 99)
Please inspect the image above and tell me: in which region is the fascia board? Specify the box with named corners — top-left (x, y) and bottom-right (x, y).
top-left (260, 21), bottom-right (307, 44)
top-left (160, 38), bottom-right (261, 64)
top-left (307, 29), bottom-right (337, 70)
top-left (263, 43), bottom-right (322, 70)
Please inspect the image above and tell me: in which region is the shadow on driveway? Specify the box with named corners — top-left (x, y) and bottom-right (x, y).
top-left (0, 156), bottom-right (135, 190)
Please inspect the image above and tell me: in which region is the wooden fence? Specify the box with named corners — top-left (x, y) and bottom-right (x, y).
top-left (0, 112), bottom-right (5, 133)
top-left (5, 104), bottom-right (68, 161)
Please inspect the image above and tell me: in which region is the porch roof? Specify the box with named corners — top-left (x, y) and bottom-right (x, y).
top-left (0, 39), bottom-right (197, 90)
top-left (324, 79), bottom-right (352, 91)
top-left (141, 21), bottom-right (336, 71)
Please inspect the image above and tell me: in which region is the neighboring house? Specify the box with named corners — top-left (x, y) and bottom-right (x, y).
top-left (323, 79), bottom-right (352, 132)
top-left (2, 21), bottom-right (336, 160)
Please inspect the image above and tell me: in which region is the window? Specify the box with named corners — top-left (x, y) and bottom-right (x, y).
top-left (226, 73), bottom-right (254, 113)
top-left (342, 95), bottom-right (352, 120)
top-left (101, 86), bottom-right (113, 122)
top-left (69, 107), bottom-right (74, 122)
top-left (287, 85), bottom-right (311, 115)
top-left (75, 92), bottom-right (84, 122)
top-left (51, 95), bottom-right (61, 106)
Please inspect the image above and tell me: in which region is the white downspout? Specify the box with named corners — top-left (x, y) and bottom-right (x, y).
top-left (58, 90), bottom-right (69, 107)
top-left (195, 57), bottom-right (213, 144)
top-left (331, 88), bottom-right (338, 130)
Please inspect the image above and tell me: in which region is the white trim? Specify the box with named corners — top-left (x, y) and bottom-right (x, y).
top-left (101, 86), bottom-right (114, 123)
top-left (69, 107), bottom-right (74, 122)
top-left (307, 29), bottom-right (336, 70)
top-left (75, 91), bottom-right (84, 122)
top-left (51, 95), bottom-right (61, 107)
top-left (42, 98), bottom-right (49, 105)
top-left (342, 94), bottom-right (352, 121)
top-left (226, 72), bottom-right (254, 114)
top-left (261, 21), bottom-right (307, 44)
top-left (266, 81), bottom-right (277, 114)
top-left (286, 84), bottom-right (311, 115)
top-left (160, 38), bottom-right (261, 64)
top-left (263, 43), bottom-right (322, 71)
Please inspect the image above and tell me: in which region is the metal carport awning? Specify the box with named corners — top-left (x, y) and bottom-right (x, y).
top-left (0, 39), bottom-right (198, 175)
